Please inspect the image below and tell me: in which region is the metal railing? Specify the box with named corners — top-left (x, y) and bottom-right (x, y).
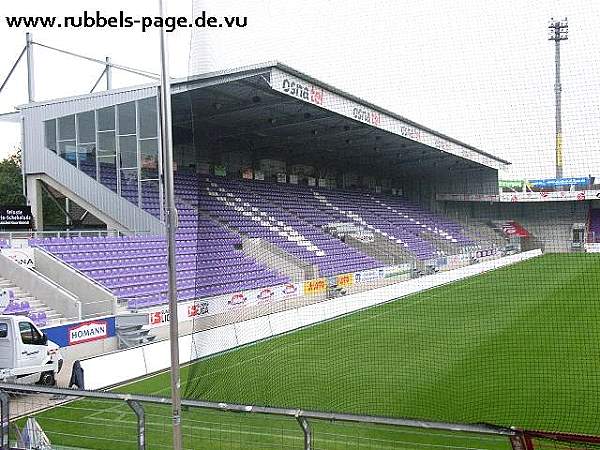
top-left (0, 382), bottom-right (526, 450)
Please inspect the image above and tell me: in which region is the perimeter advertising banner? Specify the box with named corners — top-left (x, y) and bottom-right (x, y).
top-left (145, 282), bottom-right (303, 328)
top-left (336, 273), bottom-right (354, 288)
top-left (42, 317), bottom-right (116, 348)
top-left (500, 190), bottom-right (600, 202)
top-left (1, 247), bottom-right (35, 268)
top-left (303, 278), bottom-right (327, 295)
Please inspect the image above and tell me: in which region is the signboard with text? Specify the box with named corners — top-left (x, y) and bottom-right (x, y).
top-left (0, 206), bottom-right (32, 229)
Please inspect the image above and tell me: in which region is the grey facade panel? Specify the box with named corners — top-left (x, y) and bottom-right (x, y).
top-left (21, 86), bottom-right (163, 235)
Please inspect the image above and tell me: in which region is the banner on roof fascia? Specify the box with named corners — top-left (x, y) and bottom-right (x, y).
top-left (526, 177), bottom-right (591, 189)
top-left (499, 180), bottom-right (524, 190)
top-left (270, 68), bottom-right (503, 170)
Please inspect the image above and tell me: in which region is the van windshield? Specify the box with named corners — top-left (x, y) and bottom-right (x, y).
top-left (19, 322), bottom-right (43, 345)
top-left (0, 323), bottom-right (7, 338)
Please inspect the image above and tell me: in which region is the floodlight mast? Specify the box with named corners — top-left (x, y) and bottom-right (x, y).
top-left (548, 17), bottom-right (568, 179)
top-left (157, 0), bottom-right (183, 449)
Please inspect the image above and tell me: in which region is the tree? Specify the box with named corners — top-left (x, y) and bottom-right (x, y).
top-left (0, 148), bottom-right (26, 205)
top-left (0, 148), bottom-right (65, 228)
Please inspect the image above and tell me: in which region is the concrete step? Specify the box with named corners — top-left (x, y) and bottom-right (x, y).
top-left (0, 277), bottom-right (64, 323)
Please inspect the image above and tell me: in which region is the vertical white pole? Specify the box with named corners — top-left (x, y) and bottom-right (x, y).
top-left (157, 1), bottom-right (183, 449)
top-left (105, 57), bottom-right (112, 90)
top-left (25, 32), bottom-right (35, 102)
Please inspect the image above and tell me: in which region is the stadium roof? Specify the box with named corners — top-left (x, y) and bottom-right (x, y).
top-left (8, 62), bottom-right (510, 174)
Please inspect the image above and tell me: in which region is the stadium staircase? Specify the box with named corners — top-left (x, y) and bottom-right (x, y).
top-left (31, 152), bottom-right (164, 234)
top-left (0, 276), bottom-right (61, 327)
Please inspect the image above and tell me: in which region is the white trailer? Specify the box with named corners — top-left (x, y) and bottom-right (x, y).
top-left (0, 315), bottom-right (63, 385)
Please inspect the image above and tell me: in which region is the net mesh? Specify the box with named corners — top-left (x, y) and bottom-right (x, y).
top-left (177, 0), bottom-right (600, 445)
top-left (3, 1), bottom-right (600, 450)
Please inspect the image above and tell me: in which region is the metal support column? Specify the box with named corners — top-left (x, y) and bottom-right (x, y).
top-left (127, 400), bottom-right (146, 450)
top-left (296, 413), bottom-right (312, 450)
top-left (0, 392), bottom-right (9, 450)
top-left (25, 32), bottom-right (35, 103)
top-left (157, 0), bottom-right (183, 449)
top-left (106, 57), bottom-right (112, 90)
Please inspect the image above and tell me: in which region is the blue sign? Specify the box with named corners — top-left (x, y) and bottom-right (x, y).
top-left (42, 316), bottom-right (116, 348)
top-left (527, 177), bottom-right (591, 189)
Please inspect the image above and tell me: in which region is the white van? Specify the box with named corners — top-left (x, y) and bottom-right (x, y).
top-left (0, 315), bottom-right (63, 385)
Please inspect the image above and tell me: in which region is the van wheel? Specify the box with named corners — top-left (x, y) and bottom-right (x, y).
top-left (39, 371), bottom-right (56, 386)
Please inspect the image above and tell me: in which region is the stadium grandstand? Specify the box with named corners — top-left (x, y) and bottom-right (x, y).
top-left (1, 8), bottom-right (600, 450)
top-left (0, 62), bottom-right (512, 324)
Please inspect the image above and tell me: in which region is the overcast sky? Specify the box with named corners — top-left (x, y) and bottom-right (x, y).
top-left (1, 0), bottom-right (599, 180)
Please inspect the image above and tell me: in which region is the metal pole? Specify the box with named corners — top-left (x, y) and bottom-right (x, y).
top-left (33, 41), bottom-right (159, 80)
top-left (127, 400), bottom-right (146, 450)
top-left (555, 36), bottom-right (562, 179)
top-left (157, 1), bottom-right (183, 449)
top-left (106, 57), bottom-right (112, 90)
top-left (296, 414), bottom-right (312, 450)
top-left (0, 392), bottom-right (9, 450)
top-left (549, 18), bottom-right (567, 179)
top-left (25, 32), bottom-right (35, 102)
top-left (0, 46), bottom-right (26, 95)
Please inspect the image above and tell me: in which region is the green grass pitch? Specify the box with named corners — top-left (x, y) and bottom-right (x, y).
top-left (17, 253), bottom-right (600, 449)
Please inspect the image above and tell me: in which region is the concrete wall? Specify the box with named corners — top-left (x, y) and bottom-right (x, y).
top-left (33, 249), bottom-right (117, 318)
top-left (242, 238), bottom-right (317, 281)
top-left (0, 253), bottom-right (81, 321)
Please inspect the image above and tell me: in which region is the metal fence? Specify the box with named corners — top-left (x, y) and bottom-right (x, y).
top-left (0, 229), bottom-right (154, 245)
top-left (0, 382), bottom-right (531, 450)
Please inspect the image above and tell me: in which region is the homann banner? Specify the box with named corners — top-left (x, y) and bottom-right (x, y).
top-left (43, 317), bottom-right (116, 348)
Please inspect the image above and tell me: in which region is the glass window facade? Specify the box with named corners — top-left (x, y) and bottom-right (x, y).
top-left (42, 96), bottom-right (160, 210)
